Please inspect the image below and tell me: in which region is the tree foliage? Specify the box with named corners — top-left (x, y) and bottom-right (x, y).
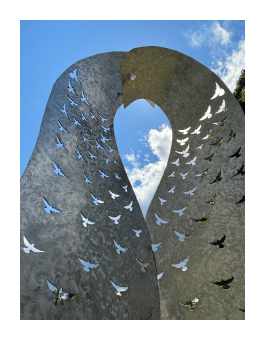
top-left (233, 69), bottom-right (245, 113)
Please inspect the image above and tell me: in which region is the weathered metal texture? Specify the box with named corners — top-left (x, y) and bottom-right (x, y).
top-left (20, 52), bottom-right (160, 320)
top-left (121, 46), bottom-right (245, 320)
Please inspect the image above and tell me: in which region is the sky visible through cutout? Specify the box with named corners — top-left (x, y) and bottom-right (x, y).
top-left (115, 100), bottom-right (172, 217)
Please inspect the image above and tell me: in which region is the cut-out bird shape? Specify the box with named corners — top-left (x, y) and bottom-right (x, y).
top-left (157, 272), bottom-right (164, 280)
top-left (113, 158), bottom-right (119, 164)
top-left (178, 127), bottom-right (191, 135)
top-left (199, 105), bottom-right (212, 120)
top-left (215, 99), bottom-right (226, 114)
top-left (81, 91), bottom-right (90, 105)
top-left (69, 68), bottom-right (79, 82)
top-left (176, 144), bottom-right (190, 158)
top-left (123, 185), bottom-right (128, 192)
top-left (236, 195), bottom-right (245, 204)
top-left (54, 161), bottom-right (66, 177)
top-left (158, 196), bottom-right (167, 205)
top-left (180, 172), bottom-right (189, 179)
top-left (168, 171), bottom-right (175, 177)
top-left (229, 147), bottom-right (241, 158)
top-left (211, 82), bottom-right (225, 99)
top-left (171, 158), bottom-right (180, 166)
top-left (81, 134), bottom-right (89, 142)
top-left (77, 148), bottom-right (86, 162)
top-left (104, 157), bottom-right (110, 164)
top-left (68, 81), bottom-right (76, 94)
top-left (194, 213), bottom-right (211, 225)
top-left (88, 150), bottom-right (97, 159)
top-left (177, 137), bottom-right (189, 145)
top-left (210, 170), bottom-right (222, 184)
top-left (96, 140), bottom-right (104, 149)
top-left (204, 153), bottom-right (214, 162)
top-left (202, 130), bottom-right (212, 140)
top-left (98, 114), bottom-right (108, 122)
top-left (136, 258), bottom-right (151, 272)
top-left (80, 213), bottom-right (94, 227)
top-left (78, 257), bottom-right (99, 272)
top-left (113, 238), bottom-right (127, 254)
top-left (115, 173), bottom-right (121, 179)
top-left (90, 111), bottom-right (96, 119)
top-left (110, 279), bottom-right (128, 296)
top-left (47, 280), bottom-right (77, 306)
top-left (174, 230), bottom-right (191, 242)
top-left (101, 124), bottom-right (110, 133)
top-left (228, 127), bottom-right (236, 143)
top-left (100, 132), bottom-right (110, 143)
top-left (213, 115), bottom-right (228, 126)
top-left (90, 193), bottom-right (104, 205)
top-left (183, 186), bottom-right (197, 196)
top-left (168, 185), bottom-right (175, 193)
top-left (124, 201), bottom-right (133, 211)
top-left (196, 169), bottom-right (208, 177)
top-left (61, 104), bottom-right (68, 118)
top-left (108, 215), bottom-right (121, 224)
top-left (109, 190), bottom-right (119, 199)
top-left (43, 197), bottom-right (61, 214)
top-left (154, 213), bottom-right (168, 225)
top-left (172, 256), bottom-right (189, 271)
top-left (73, 116), bottom-right (82, 126)
top-left (109, 146), bottom-right (114, 152)
top-left (23, 235), bottom-right (45, 253)
top-left (190, 125), bottom-right (201, 134)
top-left (211, 137), bottom-right (223, 147)
top-left (197, 144), bottom-right (203, 149)
top-left (84, 174), bottom-right (92, 183)
top-left (99, 169), bottom-right (109, 178)
top-left (172, 206), bottom-right (187, 216)
top-left (58, 120), bottom-right (68, 133)
top-left (56, 136), bottom-right (67, 150)
top-left (186, 156), bottom-right (197, 165)
top-left (210, 235), bottom-right (226, 248)
top-left (206, 194), bottom-right (216, 205)
top-left (81, 112), bottom-right (88, 121)
top-left (232, 163), bottom-right (244, 177)
top-left (211, 276), bottom-right (234, 289)
top-left (180, 295), bottom-right (201, 311)
top-left (68, 96), bottom-right (79, 106)
top-left (151, 242), bottom-right (161, 252)
top-left (132, 228), bottom-right (142, 237)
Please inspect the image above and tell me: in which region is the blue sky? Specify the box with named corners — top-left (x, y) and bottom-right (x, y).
top-left (21, 20), bottom-right (245, 215)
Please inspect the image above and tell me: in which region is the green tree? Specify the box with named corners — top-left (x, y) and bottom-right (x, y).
top-left (233, 69), bottom-right (245, 113)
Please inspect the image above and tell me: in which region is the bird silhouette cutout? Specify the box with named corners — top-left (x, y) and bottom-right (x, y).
top-left (77, 148), bottom-right (86, 162)
top-left (211, 276), bottom-right (234, 289)
top-left (136, 258), bottom-right (151, 272)
top-left (113, 238), bottom-right (127, 254)
top-left (96, 140), bottom-right (104, 149)
top-left (196, 169), bottom-right (208, 177)
top-left (211, 137), bottom-right (223, 147)
top-left (90, 111), bottom-right (96, 119)
top-left (199, 105), bottom-right (212, 121)
top-left (228, 127), bottom-right (236, 143)
top-left (204, 153), bottom-right (214, 162)
top-left (172, 206), bottom-right (187, 216)
top-left (123, 185), bottom-right (128, 192)
top-left (194, 213), bottom-right (211, 225)
top-left (68, 81), bottom-right (76, 94)
top-left (180, 295), bottom-right (201, 311)
top-left (157, 272), bottom-right (164, 280)
top-left (53, 161), bottom-right (66, 177)
top-left (151, 242), bottom-right (161, 252)
top-left (88, 150), bottom-right (97, 159)
top-left (113, 158), bottom-right (119, 164)
top-left (84, 173), bottom-right (92, 184)
top-left (81, 91), bottom-right (90, 105)
top-left (69, 68), bottom-right (80, 83)
top-left (90, 193), bottom-right (104, 205)
top-left (109, 146), bottom-right (114, 152)
top-left (176, 144), bottom-right (190, 158)
top-left (43, 197), bottom-right (61, 214)
top-left (73, 116), bottom-right (82, 126)
top-left (81, 112), bottom-right (88, 122)
top-left (180, 172), bottom-right (189, 179)
top-left (168, 171), bottom-right (175, 177)
top-left (158, 196), bottom-right (167, 205)
top-left (58, 120), bottom-right (68, 133)
top-left (229, 147), bottom-right (241, 158)
top-left (177, 137), bottom-right (189, 145)
top-left (239, 308), bottom-right (245, 313)
top-left (101, 124), bottom-right (110, 133)
top-left (213, 115), bottom-right (228, 126)
top-left (183, 186), bottom-right (197, 196)
top-left (109, 190), bottom-right (119, 199)
top-left (174, 230), bottom-right (191, 242)
top-left (23, 235), bottom-right (45, 253)
top-left (124, 201), bottom-right (133, 211)
top-left (171, 158), bottom-right (180, 166)
top-left (186, 156), bottom-right (197, 165)
top-left (210, 170), bottom-right (222, 184)
top-left (98, 114), bottom-right (108, 122)
top-left (202, 129), bottom-right (212, 140)
top-left (190, 125), bottom-right (201, 135)
top-left (61, 104), bottom-right (68, 118)
top-left (154, 213), bottom-right (169, 225)
top-left (211, 82), bottom-right (225, 99)
top-left (172, 256), bottom-right (189, 271)
top-left (132, 228), bottom-right (142, 237)
top-left (56, 136), bottom-right (67, 151)
top-left (47, 280), bottom-right (77, 306)
top-left (197, 144), bottom-right (203, 149)
top-left (68, 96), bottom-right (79, 106)
top-left (206, 194), bottom-right (216, 205)
top-left (98, 169), bottom-right (109, 178)
top-left (80, 213), bottom-right (94, 227)
top-left (215, 99), bottom-right (226, 114)
top-left (210, 235), bottom-right (226, 248)
top-left (110, 279), bottom-right (128, 296)
top-left (101, 132), bottom-right (110, 143)
top-left (178, 127), bottom-right (191, 135)
top-left (168, 185), bottom-right (175, 193)
top-left (104, 157), bottom-right (110, 164)
top-left (78, 257), bottom-right (99, 272)
top-left (232, 163), bottom-right (245, 177)
top-left (81, 134), bottom-right (89, 142)
top-left (115, 173), bottom-right (121, 179)
top-left (236, 195), bottom-right (245, 204)
top-left (108, 215), bottom-right (121, 224)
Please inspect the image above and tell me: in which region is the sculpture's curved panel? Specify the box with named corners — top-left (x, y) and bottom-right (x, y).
top-left (121, 46), bottom-right (245, 320)
top-left (20, 52), bottom-right (160, 320)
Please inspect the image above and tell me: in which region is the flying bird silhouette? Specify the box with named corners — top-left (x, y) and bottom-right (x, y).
top-left (104, 157), bottom-right (110, 164)
top-left (90, 193), bottom-right (104, 205)
top-left (213, 115), bottom-right (228, 126)
top-left (186, 156), bottom-right (197, 165)
top-left (81, 91), bottom-right (90, 105)
top-left (211, 137), bottom-right (223, 147)
top-left (180, 295), bottom-right (201, 311)
top-left (204, 153), bottom-right (214, 162)
top-left (98, 114), bottom-right (108, 122)
top-left (236, 195), bottom-right (245, 204)
top-left (123, 185), bottom-right (128, 192)
top-left (174, 230), bottom-right (191, 242)
top-left (88, 150), bottom-right (97, 159)
top-left (215, 99), bottom-right (226, 114)
top-left (23, 235), bottom-right (45, 253)
top-left (171, 158), bottom-right (180, 166)
top-left (81, 112), bottom-right (88, 121)
top-left (151, 242), bottom-right (161, 252)
top-left (193, 213), bottom-right (211, 225)
top-left (56, 136), bottom-right (67, 150)
top-left (73, 116), bottom-right (82, 126)
top-left (81, 134), bottom-right (89, 142)
top-left (183, 186), bottom-right (197, 196)
top-left (210, 276), bottom-right (234, 289)
top-left (211, 82), bottom-right (225, 99)
top-left (136, 258), bottom-right (151, 272)
top-left (227, 127), bottom-right (236, 143)
top-left (69, 68), bottom-right (80, 83)
top-left (196, 169), bottom-right (208, 177)
top-left (232, 163), bottom-right (244, 177)
top-left (90, 111), bottom-right (96, 119)
top-left (110, 279), bottom-right (128, 296)
top-left (109, 190), bottom-right (119, 199)
top-left (124, 201), bottom-right (133, 211)
top-left (154, 213), bottom-right (168, 225)
top-left (80, 213), bottom-right (94, 227)
top-left (199, 105), bottom-right (212, 120)
top-left (99, 169), bottom-right (109, 178)
top-left (113, 158), bottom-right (119, 164)
top-left (68, 96), bottom-right (79, 106)
top-left (177, 137), bottom-right (189, 145)
top-left (47, 280), bottom-right (77, 306)
top-left (171, 256), bottom-right (189, 271)
top-left (190, 125), bottom-right (201, 134)
top-left (202, 130), bottom-right (212, 140)
top-left (178, 127), bottom-right (191, 135)
top-left (100, 132), bottom-right (110, 143)
top-left (84, 174), bottom-right (92, 184)
top-left (113, 238), bottom-right (127, 254)
top-left (43, 197), bottom-right (61, 214)
top-left (132, 228), bottom-right (142, 237)
top-left (176, 144), bottom-right (190, 158)
top-left (96, 140), bottom-right (104, 149)
top-left (109, 146), bottom-right (114, 152)
top-left (115, 173), bottom-right (121, 179)
top-left (101, 124), bottom-right (110, 133)
top-left (58, 121), bottom-right (68, 133)
top-left (210, 235), bottom-right (226, 248)
top-left (172, 206), bottom-right (187, 216)
top-left (61, 104), bottom-right (68, 118)
top-left (158, 197), bottom-right (167, 205)
top-left (197, 144), bottom-right (203, 149)
top-left (168, 185), bottom-right (175, 193)
top-left (54, 161), bottom-right (66, 177)
top-left (108, 215), bottom-right (121, 224)
top-left (68, 81), bottom-right (76, 94)
top-left (77, 148), bottom-right (86, 162)
top-left (180, 172), bottom-right (189, 179)
top-left (168, 171), bottom-right (175, 177)
top-left (210, 170), bottom-right (222, 184)
top-left (206, 194), bottom-right (216, 205)
top-left (229, 147), bottom-right (241, 158)
top-left (157, 272), bottom-right (164, 280)
top-left (78, 257), bottom-right (99, 272)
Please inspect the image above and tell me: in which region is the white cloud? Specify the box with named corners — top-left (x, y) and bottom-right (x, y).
top-left (212, 22), bottom-right (231, 45)
top-left (124, 124), bottom-right (172, 217)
